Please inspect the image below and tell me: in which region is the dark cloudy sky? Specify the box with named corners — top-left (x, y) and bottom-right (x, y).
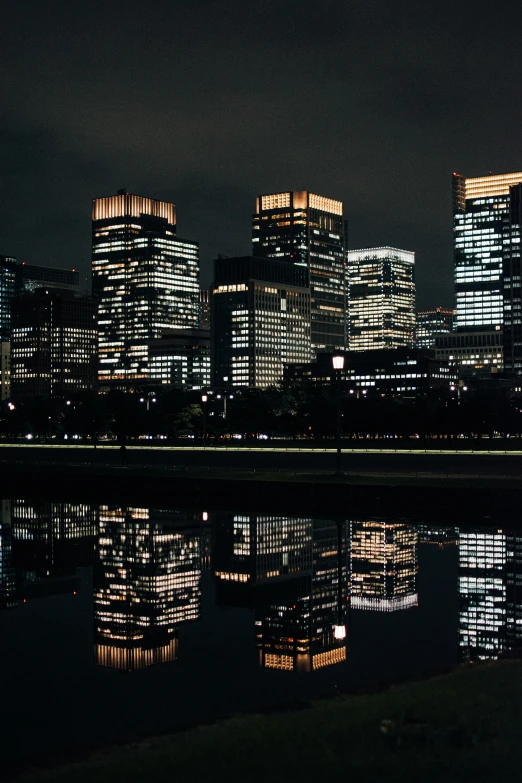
top-left (1, 0), bottom-right (521, 306)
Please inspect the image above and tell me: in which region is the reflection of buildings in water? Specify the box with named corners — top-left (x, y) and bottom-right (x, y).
top-left (417, 525), bottom-right (459, 547)
top-left (213, 515), bottom-right (348, 672)
top-left (5, 500), bottom-right (98, 605)
top-left (0, 500), bottom-right (17, 608)
top-left (12, 499), bottom-right (98, 576)
top-left (350, 521), bottom-right (418, 611)
top-left (213, 514), bottom-right (314, 599)
top-left (256, 519), bottom-right (349, 672)
top-left (458, 529), bottom-right (522, 661)
top-left (94, 507), bottom-right (201, 671)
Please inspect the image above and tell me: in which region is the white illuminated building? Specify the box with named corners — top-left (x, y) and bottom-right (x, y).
top-left (347, 248), bottom-right (416, 351)
top-left (453, 171), bottom-right (522, 331)
top-left (92, 192), bottom-right (199, 386)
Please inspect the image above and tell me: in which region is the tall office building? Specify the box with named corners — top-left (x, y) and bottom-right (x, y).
top-left (11, 289), bottom-right (97, 399)
top-left (94, 506), bottom-right (201, 670)
top-left (453, 170), bottom-right (522, 332)
top-left (503, 183), bottom-right (522, 375)
top-left (347, 248), bottom-right (416, 351)
top-left (0, 342), bottom-right (10, 400)
top-left (92, 192), bottom-right (199, 387)
top-left (0, 256), bottom-right (17, 341)
top-left (415, 307), bottom-right (455, 349)
top-left (350, 521), bottom-right (418, 611)
top-left (252, 191), bottom-right (346, 353)
top-left (211, 256), bottom-right (311, 388)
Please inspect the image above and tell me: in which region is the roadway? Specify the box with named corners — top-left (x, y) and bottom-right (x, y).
top-left (2, 443), bottom-right (522, 477)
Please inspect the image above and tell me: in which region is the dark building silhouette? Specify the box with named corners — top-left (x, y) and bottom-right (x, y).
top-left (10, 289), bottom-right (97, 398)
top-left (16, 263), bottom-right (79, 295)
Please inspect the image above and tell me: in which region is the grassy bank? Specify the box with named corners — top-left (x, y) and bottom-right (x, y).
top-left (16, 661), bottom-right (522, 783)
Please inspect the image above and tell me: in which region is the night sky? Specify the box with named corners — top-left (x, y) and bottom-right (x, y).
top-left (1, 0), bottom-right (521, 306)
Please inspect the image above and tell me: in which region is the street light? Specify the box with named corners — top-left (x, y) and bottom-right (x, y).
top-left (139, 394), bottom-right (156, 411)
top-left (201, 394), bottom-right (208, 444)
top-left (216, 393), bottom-right (234, 418)
top-left (332, 356), bottom-right (344, 472)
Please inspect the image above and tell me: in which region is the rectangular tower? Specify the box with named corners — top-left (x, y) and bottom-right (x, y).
top-left (503, 183), bottom-right (522, 375)
top-left (11, 289), bottom-right (97, 398)
top-left (252, 191), bottom-right (346, 353)
top-left (211, 256), bottom-right (311, 388)
top-left (347, 247), bottom-right (415, 351)
top-left (452, 170), bottom-right (522, 332)
top-left (0, 256), bottom-right (17, 341)
top-left (92, 192), bottom-right (199, 387)
top-left (16, 263), bottom-right (80, 295)
top-left (415, 306), bottom-right (455, 349)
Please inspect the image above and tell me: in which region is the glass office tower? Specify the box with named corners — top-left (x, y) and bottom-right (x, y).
top-left (415, 307), bottom-right (455, 349)
top-left (453, 171), bottom-right (522, 332)
top-left (0, 256), bottom-right (17, 342)
top-left (503, 183), bottom-right (522, 375)
top-left (92, 192), bottom-right (199, 387)
top-left (252, 191), bottom-right (346, 353)
top-left (347, 248), bottom-right (416, 351)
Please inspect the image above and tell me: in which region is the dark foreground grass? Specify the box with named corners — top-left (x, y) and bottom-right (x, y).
top-left (16, 661), bottom-right (522, 783)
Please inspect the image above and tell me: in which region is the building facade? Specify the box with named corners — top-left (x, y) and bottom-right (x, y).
top-left (92, 192), bottom-right (199, 387)
top-left (252, 191), bottom-right (346, 353)
top-left (0, 342), bottom-right (10, 400)
top-left (0, 256), bottom-right (17, 341)
top-left (503, 183), bottom-right (522, 375)
top-left (416, 307), bottom-right (455, 349)
top-left (284, 347), bottom-right (455, 396)
top-left (347, 247), bottom-right (416, 351)
top-left (16, 263), bottom-right (80, 295)
top-left (211, 256), bottom-right (311, 388)
top-left (434, 330), bottom-right (503, 377)
top-left (453, 170), bottom-right (522, 332)
top-left (148, 328), bottom-right (210, 390)
top-left (11, 289), bottom-right (97, 399)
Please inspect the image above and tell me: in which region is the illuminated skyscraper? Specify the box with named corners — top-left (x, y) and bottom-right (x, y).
top-left (148, 328), bottom-right (210, 389)
top-left (92, 192), bottom-right (199, 387)
top-left (415, 307), bottom-right (455, 349)
top-left (453, 171), bottom-right (522, 332)
top-left (0, 256), bottom-right (17, 341)
top-left (211, 256), bottom-right (311, 388)
top-left (347, 248), bottom-right (416, 351)
top-left (252, 191), bottom-right (346, 353)
top-left (350, 521), bottom-right (418, 611)
top-left (10, 289), bottom-right (97, 399)
top-left (503, 183), bottom-right (522, 375)
top-left (94, 507), bottom-right (201, 670)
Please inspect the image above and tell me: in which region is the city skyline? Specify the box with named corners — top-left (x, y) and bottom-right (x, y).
top-left (2, 3), bottom-right (522, 312)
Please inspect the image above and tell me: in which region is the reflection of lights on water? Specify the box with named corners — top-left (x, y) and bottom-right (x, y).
top-left (334, 624), bottom-right (346, 640)
top-left (202, 511), bottom-right (208, 522)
